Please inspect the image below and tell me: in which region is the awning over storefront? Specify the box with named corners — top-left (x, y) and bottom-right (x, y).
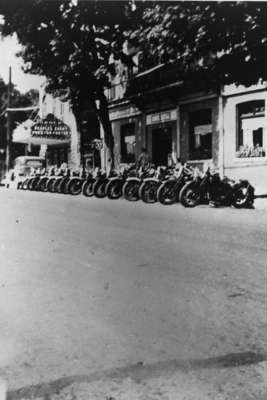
top-left (13, 113), bottom-right (71, 146)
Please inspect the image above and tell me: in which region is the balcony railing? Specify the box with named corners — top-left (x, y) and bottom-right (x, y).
top-left (105, 80), bottom-right (127, 102)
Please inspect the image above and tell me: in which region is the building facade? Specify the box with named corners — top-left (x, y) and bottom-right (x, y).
top-left (222, 83), bottom-right (267, 190)
top-left (102, 63), bottom-right (267, 192)
top-left (12, 89), bottom-right (82, 170)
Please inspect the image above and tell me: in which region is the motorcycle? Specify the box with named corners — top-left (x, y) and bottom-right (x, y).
top-left (93, 168), bottom-right (117, 198)
top-left (37, 167), bottom-right (56, 192)
top-left (105, 164), bottom-right (136, 200)
top-left (156, 164), bottom-right (194, 205)
top-left (138, 166), bottom-right (173, 204)
top-left (179, 167), bottom-right (255, 208)
top-left (82, 169), bottom-right (97, 197)
top-left (28, 168), bottom-right (46, 191)
top-left (20, 168), bottom-right (36, 190)
top-left (122, 166), bottom-right (156, 201)
top-left (46, 167), bottom-right (65, 193)
top-left (52, 167), bottom-right (71, 194)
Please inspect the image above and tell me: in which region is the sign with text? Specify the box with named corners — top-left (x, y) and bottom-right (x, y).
top-left (31, 114), bottom-right (71, 141)
top-left (146, 109), bottom-right (177, 125)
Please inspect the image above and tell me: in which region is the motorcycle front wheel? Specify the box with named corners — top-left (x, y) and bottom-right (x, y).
top-left (139, 181), bottom-right (159, 203)
top-left (82, 179), bottom-right (95, 197)
top-left (53, 178), bottom-right (63, 193)
top-left (67, 178), bottom-right (83, 195)
top-left (106, 179), bottom-right (123, 199)
top-left (21, 178), bottom-right (29, 190)
top-left (93, 179), bottom-right (109, 198)
top-left (179, 181), bottom-right (201, 208)
top-left (27, 177), bottom-right (35, 191)
top-left (38, 177), bottom-right (49, 192)
top-left (59, 178), bottom-right (70, 194)
top-left (46, 178), bottom-right (57, 193)
top-left (123, 181), bottom-right (140, 201)
top-left (157, 180), bottom-right (177, 205)
top-left (232, 183), bottom-right (254, 209)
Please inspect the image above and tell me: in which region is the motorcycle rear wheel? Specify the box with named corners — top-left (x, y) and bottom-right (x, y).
top-left (179, 181), bottom-right (201, 208)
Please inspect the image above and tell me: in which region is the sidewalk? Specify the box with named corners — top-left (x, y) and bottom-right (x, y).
top-left (254, 196), bottom-right (267, 211)
top-left (253, 185), bottom-right (267, 210)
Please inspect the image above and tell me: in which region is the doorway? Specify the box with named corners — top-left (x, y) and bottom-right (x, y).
top-left (152, 127), bottom-right (172, 166)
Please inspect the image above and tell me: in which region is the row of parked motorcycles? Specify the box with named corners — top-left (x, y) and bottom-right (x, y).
top-left (17, 163), bottom-right (255, 208)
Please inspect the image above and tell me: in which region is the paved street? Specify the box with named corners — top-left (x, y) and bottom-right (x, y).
top-left (1, 189), bottom-right (267, 399)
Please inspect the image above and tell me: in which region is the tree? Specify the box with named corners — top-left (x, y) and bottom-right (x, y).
top-left (128, 2), bottom-right (267, 88)
top-left (0, 0), bottom-right (136, 167)
top-left (0, 77), bottom-right (39, 162)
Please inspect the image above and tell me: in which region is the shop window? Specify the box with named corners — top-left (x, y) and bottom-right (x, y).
top-left (236, 100), bottom-right (266, 158)
top-left (189, 109), bottom-right (212, 160)
top-left (120, 124), bottom-right (136, 163)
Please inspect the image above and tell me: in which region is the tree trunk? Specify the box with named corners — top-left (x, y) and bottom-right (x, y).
top-left (72, 107), bottom-right (85, 171)
top-left (96, 91), bottom-right (115, 169)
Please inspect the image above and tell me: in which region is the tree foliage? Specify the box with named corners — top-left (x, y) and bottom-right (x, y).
top-left (129, 2), bottom-right (267, 87)
top-left (0, 0), bottom-right (136, 166)
top-left (0, 77), bottom-right (39, 158)
top-left (2, 1), bottom-right (267, 167)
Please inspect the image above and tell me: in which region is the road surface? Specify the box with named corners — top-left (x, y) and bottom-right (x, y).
top-left (1, 189), bottom-right (267, 399)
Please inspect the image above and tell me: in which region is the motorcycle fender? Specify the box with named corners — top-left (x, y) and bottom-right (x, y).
top-left (238, 179), bottom-right (249, 185)
top-left (108, 177), bottom-right (121, 182)
top-left (166, 177), bottom-right (176, 182)
top-left (126, 177), bottom-right (140, 183)
top-left (234, 180), bottom-right (249, 189)
top-left (69, 177), bottom-right (81, 183)
top-left (143, 178), bottom-right (159, 183)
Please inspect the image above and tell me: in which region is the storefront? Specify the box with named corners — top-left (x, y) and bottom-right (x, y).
top-left (102, 103), bottom-right (142, 167)
top-left (179, 96), bottom-right (220, 170)
top-left (13, 113), bottom-right (71, 167)
top-left (146, 109), bottom-right (178, 166)
top-left (223, 84), bottom-right (267, 190)
top-left (106, 67), bottom-right (267, 192)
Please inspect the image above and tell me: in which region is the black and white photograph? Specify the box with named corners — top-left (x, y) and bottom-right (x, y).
top-left (0, 1), bottom-right (267, 399)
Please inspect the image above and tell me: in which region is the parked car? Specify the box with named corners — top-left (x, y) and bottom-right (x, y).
top-left (2, 156), bottom-right (46, 189)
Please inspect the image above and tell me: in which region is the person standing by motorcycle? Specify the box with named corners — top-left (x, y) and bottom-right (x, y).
top-left (137, 147), bottom-right (151, 172)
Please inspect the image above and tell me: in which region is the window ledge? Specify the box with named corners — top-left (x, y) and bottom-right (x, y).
top-left (188, 159), bottom-right (213, 163)
top-left (234, 157), bottom-right (267, 162)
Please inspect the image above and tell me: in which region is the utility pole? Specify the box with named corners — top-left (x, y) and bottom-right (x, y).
top-left (5, 66), bottom-right (12, 172)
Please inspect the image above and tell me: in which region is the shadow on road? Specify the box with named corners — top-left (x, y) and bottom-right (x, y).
top-left (7, 350), bottom-right (267, 400)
